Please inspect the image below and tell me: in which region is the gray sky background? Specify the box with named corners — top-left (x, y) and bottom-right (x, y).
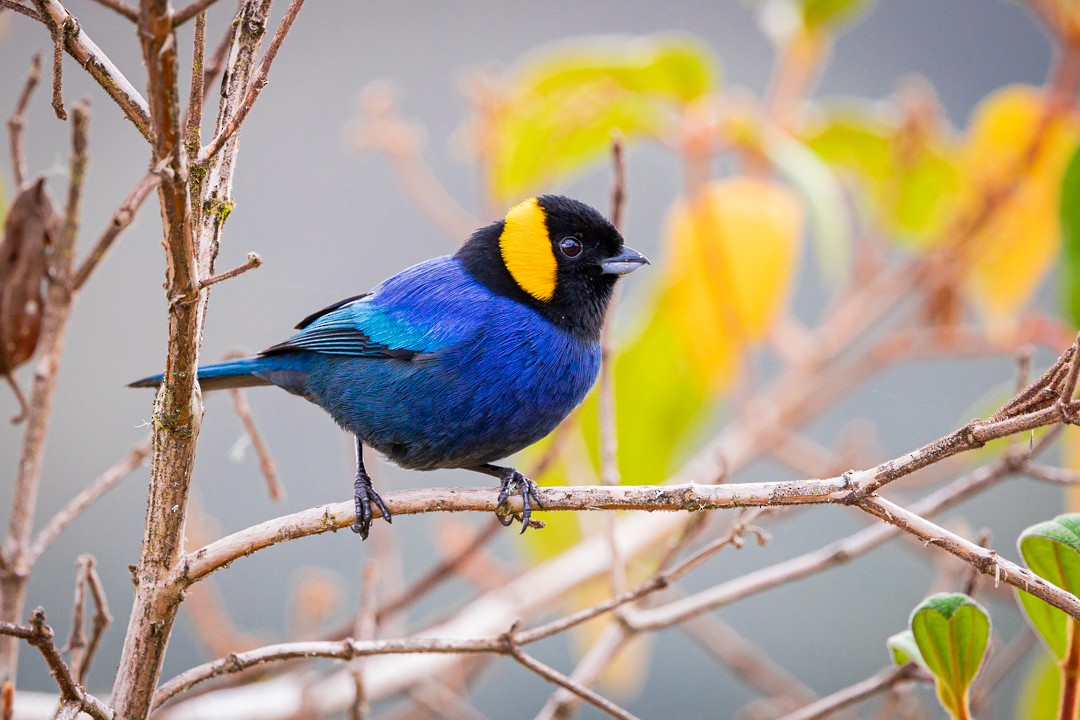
top-left (0, 1), bottom-right (1065, 716)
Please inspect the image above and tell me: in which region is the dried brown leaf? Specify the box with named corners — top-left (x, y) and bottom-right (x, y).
top-left (0, 178), bottom-right (59, 376)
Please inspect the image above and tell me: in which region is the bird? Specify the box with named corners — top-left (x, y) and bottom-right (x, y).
top-left (131, 195), bottom-right (648, 538)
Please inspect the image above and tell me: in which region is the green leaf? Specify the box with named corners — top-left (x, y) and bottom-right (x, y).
top-left (1060, 142), bottom-right (1080, 327)
top-left (886, 630), bottom-right (926, 669)
top-left (489, 34), bottom-right (719, 200)
top-left (910, 592), bottom-right (990, 719)
top-left (1018, 514), bottom-right (1080, 658)
top-left (1016, 651), bottom-right (1065, 720)
top-left (801, 107), bottom-right (959, 248)
top-left (801, 0), bottom-right (874, 29)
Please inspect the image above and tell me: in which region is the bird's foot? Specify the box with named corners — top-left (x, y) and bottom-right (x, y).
top-left (351, 471), bottom-right (392, 540)
top-left (495, 468), bottom-right (543, 533)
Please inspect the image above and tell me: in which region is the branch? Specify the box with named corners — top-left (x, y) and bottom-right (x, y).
top-left (28, 0), bottom-right (151, 139)
top-left (28, 436), bottom-right (152, 564)
top-left (502, 627), bottom-right (637, 720)
top-left (172, 0), bottom-right (217, 25)
top-left (181, 394), bottom-right (1077, 584)
top-left (0, 610), bottom-right (112, 720)
top-left (86, 0), bottom-right (137, 21)
top-left (72, 173), bottom-right (161, 291)
top-left (7, 52), bottom-right (42, 191)
top-left (199, 252), bottom-right (262, 290)
top-left (776, 663), bottom-right (926, 720)
top-left (196, 0), bottom-right (306, 164)
top-left (1, 101), bottom-right (88, 688)
top-left (0, 0), bottom-right (43, 21)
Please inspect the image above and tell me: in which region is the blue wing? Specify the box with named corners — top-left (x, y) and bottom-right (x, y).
top-left (261, 256), bottom-right (487, 360)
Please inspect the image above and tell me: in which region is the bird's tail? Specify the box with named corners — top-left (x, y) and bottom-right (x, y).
top-left (128, 357), bottom-right (273, 391)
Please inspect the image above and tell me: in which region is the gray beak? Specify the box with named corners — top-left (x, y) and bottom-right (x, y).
top-left (600, 246), bottom-right (650, 275)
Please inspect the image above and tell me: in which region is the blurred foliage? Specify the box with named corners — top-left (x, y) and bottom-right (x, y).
top-left (1018, 514), bottom-right (1080, 658)
top-left (431, 1), bottom-right (1080, 705)
top-left (483, 35), bottom-right (717, 200)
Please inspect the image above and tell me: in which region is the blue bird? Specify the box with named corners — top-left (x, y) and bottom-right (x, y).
top-left (131, 195), bottom-right (648, 538)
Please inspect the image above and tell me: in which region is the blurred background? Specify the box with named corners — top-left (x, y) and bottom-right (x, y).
top-left (0, 0), bottom-right (1074, 716)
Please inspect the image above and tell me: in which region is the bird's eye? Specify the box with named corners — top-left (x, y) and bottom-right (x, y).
top-left (559, 236), bottom-right (583, 258)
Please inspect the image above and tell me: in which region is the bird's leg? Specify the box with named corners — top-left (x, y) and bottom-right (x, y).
top-left (352, 436), bottom-right (391, 539)
top-left (471, 463), bottom-right (543, 533)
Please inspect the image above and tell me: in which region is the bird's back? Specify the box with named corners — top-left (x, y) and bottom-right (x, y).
top-left (265, 256), bottom-right (601, 469)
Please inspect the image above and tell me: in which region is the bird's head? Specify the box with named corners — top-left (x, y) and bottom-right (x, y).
top-left (457, 195), bottom-right (649, 341)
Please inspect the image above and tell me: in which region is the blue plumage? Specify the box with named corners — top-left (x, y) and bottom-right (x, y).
top-left (131, 195), bottom-right (647, 537)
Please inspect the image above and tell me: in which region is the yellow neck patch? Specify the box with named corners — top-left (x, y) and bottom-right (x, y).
top-left (499, 197), bottom-right (556, 302)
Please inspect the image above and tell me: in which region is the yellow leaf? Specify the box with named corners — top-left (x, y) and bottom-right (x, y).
top-left (959, 85), bottom-right (1080, 326)
top-left (663, 179), bottom-right (803, 381)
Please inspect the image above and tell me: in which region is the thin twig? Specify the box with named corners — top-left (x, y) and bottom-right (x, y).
top-left (185, 10), bottom-right (207, 167)
top-left (86, 0), bottom-right (137, 21)
top-left (375, 518), bottom-right (501, 624)
top-left (78, 559), bottom-right (111, 684)
top-left (72, 173), bottom-right (161, 291)
top-left (0, 610), bottom-right (113, 720)
top-left (29, 0), bottom-right (151, 138)
top-left (776, 664), bottom-right (926, 720)
top-left (228, 384), bottom-right (284, 501)
top-left (47, 17), bottom-right (67, 120)
top-left (0, 0), bottom-right (43, 21)
top-left (196, 0), bottom-right (307, 164)
top-left (7, 52), bottom-right (42, 191)
top-left (503, 627), bottom-right (638, 720)
top-left (349, 562), bottom-right (378, 720)
top-left (0, 100), bottom-right (88, 691)
top-left (199, 252), bottom-right (262, 290)
top-left (172, 0), bottom-right (218, 25)
top-left (28, 436), bottom-right (152, 564)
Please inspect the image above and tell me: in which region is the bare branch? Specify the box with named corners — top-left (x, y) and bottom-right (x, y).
top-left (777, 664), bottom-right (926, 720)
top-left (347, 83), bottom-right (479, 241)
top-left (196, 0), bottom-right (307, 164)
top-left (172, 0), bottom-right (217, 25)
top-left (28, 0), bottom-right (151, 139)
top-left (7, 52), bottom-right (42, 191)
top-left (228, 383), bottom-right (284, 501)
top-left (349, 562), bottom-right (378, 720)
top-left (47, 16), bottom-right (67, 120)
top-left (1, 101), bottom-right (88, 688)
top-left (28, 436), bottom-right (152, 564)
top-left (86, 0), bottom-right (137, 21)
top-left (0, 609), bottom-right (114, 720)
top-left (0, 0), bottom-right (43, 21)
top-left (72, 173), bottom-right (161, 291)
top-left (376, 518), bottom-right (501, 623)
top-left (503, 628), bottom-right (638, 720)
top-left (199, 252), bottom-right (262, 290)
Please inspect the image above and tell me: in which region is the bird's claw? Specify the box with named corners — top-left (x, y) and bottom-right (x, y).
top-left (351, 473), bottom-right (391, 540)
top-left (496, 469), bottom-right (543, 533)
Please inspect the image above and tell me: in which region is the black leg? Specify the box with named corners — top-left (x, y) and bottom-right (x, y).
top-left (352, 436), bottom-right (391, 539)
top-left (470, 463), bottom-right (543, 533)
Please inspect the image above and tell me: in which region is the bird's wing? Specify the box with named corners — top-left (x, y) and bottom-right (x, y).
top-left (261, 257), bottom-right (483, 360)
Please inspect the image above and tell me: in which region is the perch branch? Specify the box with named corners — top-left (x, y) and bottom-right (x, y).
top-left (172, 0), bottom-right (218, 24)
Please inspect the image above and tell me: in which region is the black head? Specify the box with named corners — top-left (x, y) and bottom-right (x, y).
top-left (456, 195), bottom-right (648, 341)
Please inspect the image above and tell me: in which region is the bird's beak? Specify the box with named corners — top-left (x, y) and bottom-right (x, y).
top-left (600, 246), bottom-right (650, 275)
